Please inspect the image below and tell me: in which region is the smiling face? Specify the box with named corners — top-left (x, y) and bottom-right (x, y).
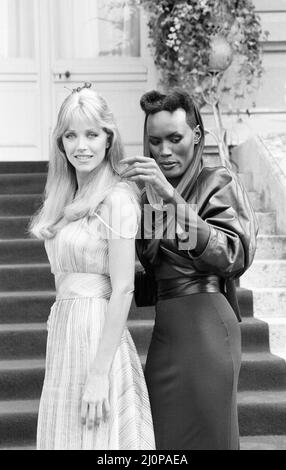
top-left (146, 108), bottom-right (195, 184)
top-left (62, 115), bottom-right (109, 185)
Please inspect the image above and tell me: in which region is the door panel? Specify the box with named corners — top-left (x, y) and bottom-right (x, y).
top-left (52, 0), bottom-right (140, 60)
top-left (0, 0), bottom-right (156, 161)
top-left (51, 0), bottom-right (153, 158)
top-left (0, 0), bottom-right (40, 161)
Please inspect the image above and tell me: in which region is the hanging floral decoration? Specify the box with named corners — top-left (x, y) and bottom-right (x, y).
top-left (139, 0), bottom-right (269, 108)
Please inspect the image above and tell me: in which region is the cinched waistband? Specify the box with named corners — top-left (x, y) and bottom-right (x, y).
top-left (54, 272), bottom-right (112, 300)
top-left (156, 275), bottom-right (222, 301)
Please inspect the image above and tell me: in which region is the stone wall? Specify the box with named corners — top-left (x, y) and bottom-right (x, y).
top-left (232, 135), bottom-right (286, 234)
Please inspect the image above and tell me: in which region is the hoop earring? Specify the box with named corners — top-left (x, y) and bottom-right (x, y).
top-left (194, 125), bottom-right (202, 145)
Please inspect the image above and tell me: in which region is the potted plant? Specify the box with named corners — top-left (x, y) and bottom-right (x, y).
top-left (139, 0), bottom-right (268, 162)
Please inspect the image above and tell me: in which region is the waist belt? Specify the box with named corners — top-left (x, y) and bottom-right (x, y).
top-left (156, 275), bottom-right (241, 323)
top-left (157, 275), bottom-right (222, 300)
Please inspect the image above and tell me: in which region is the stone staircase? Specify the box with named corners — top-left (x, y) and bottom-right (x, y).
top-left (0, 162), bottom-right (286, 450)
top-left (238, 168), bottom-right (286, 361)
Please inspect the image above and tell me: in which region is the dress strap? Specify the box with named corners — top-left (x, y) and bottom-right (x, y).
top-left (93, 212), bottom-right (138, 239)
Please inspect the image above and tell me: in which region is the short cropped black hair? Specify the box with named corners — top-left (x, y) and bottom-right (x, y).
top-left (140, 88), bottom-right (201, 130)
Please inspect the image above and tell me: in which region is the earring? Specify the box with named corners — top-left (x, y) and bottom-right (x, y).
top-left (194, 125), bottom-right (202, 145)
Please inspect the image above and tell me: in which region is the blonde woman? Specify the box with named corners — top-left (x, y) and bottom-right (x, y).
top-left (30, 84), bottom-right (155, 450)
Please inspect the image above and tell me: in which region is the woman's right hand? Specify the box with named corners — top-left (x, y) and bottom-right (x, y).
top-left (81, 371), bottom-right (111, 429)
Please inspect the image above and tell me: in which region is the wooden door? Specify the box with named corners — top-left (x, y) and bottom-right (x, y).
top-left (0, 0), bottom-right (157, 161)
top-left (0, 0), bottom-right (41, 161)
top-left (49, 0), bottom-right (156, 159)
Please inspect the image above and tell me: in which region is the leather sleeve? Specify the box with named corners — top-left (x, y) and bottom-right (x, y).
top-left (169, 166), bottom-right (259, 278)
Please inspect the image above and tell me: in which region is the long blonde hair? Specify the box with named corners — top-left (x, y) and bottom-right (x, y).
top-left (30, 88), bottom-right (139, 239)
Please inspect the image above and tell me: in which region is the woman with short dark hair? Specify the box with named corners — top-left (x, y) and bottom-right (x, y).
top-left (120, 89), bottom-right (258, 450)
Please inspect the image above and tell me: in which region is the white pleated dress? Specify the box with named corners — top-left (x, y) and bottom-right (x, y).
top-left (36, 185), bottom-right (155, 450)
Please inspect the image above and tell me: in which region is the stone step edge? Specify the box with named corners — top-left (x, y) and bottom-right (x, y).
top-left (0, 320), bottom-right (154, 334)
top-left (0, 286), bottom-right (252, 298)
top-left (0, 390), bottom-right (286, 416)
top-left (0, 173), bottom-right (47, 178)
top-left (0, 235), bottom-right (285, 248)
top-left (0, 239), bottom-right (43, 245)
top-left (0, 291), bottom-right (55, 299)
top-left (0, 194), bottom-right (41, 199)
top-left (0, 216), bottom-right (30, 220)
top-left (0, 317), bottom-right (267, 333)
top-left (3, 437), bottom-right (286, 451)
top-left (0, 359), bottom-right (45, 371)
top-left (257, 235), bottom-right (286, 240)
top-left (0, 263), bottom-right (50, 270)
top-left (2, 435), bottom-right (286, 450)
top-left (0, 399), bottom-right (39, 415)
top-left (240, 435), bottom-right (286, 450)
top-left (0, 351), bottom-right (283, 373)
top-left (252, 287), bottom-right (286, 292)
top-left (250, 260), bottom-right (286, 265)
top-left (1, 234), bottom-right (284, 244)
top-left (238, 390), bottom-right (286, 405)
top-left (3, 260), bottom-right (286, 271)
top-left (0, 323), bottom-right (47, 333)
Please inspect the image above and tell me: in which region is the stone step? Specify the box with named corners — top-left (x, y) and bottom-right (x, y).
top-left (241, 260), bottom-right (286, 288)
top-left (0, 216), bottom-right (31, 239)
top-left (1, 390), bottom-right (286, 447)
top-left (252, 288), bottom-right (286, 318)
top-left (248, 191), bottom-right (265, 212)
top-left (0, 292), bottom-right (156, 324)
top-left (238, 390), bottom-right (286, 435)
top-left (1, 234), bottom-right (285, 266)
top-left (0, 320), bottom-right (154, 360)
top-left (256, 235), bottom-right (286, 260)
top-left (0, 264), bottom-right (54, 292)
top-left (1, 351), bottom-right (285, 403)
top-left (237, 287), bottom-right (254, 317)
top-left (240, 435), bottom-right (286, 450)
top-left (0, 359), bottom-right (45, 400)
top-left (255, 212), bottom-right (277, 235)
top-left (240, 318), bottom-right (270, 353)
top-left (0, 323), bottom-right (47, 360)
top-left (0, 291), bottom-right (54, 324)
top-left (0, 195), bottom-right (42, 217)
top-left (237, 172), bottom-right (253, 192)
top-left (0, 239), bottom-right (47, 264)
top-left (260, 317), bottom-right (286, 361)
top-left (1, 235), bottom-right (285, 267)
top-left (2, 435), bottom-right (286, 450)
top-left (239, 352), bottom-right (286, 391)
top-left (0, 174), bottom-right (46, 195)
top-left (0, 283), bottom-right (252, 324)
top-left (0, 162), bottom-right (48, 174)
top-left (0, 399), bottom-right (39, 447)
top-left (0, 316), bottom-right (270, 361)
top-left (6, 435), bottom-right (286, 451)
top-left (0, 443), bottom-right (36, 451)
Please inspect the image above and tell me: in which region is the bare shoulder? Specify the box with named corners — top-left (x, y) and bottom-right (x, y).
top-left (105, 181), bottom-right (139, 205)
top-left (100, 182), bottom-right (140, 228)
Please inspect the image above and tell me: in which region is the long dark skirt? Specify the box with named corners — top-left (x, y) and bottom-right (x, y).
top-left (144, 292), bottom-right (241, 450)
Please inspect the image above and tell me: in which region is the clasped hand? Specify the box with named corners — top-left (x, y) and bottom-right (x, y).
top-left (120, 156), bottom-right (174, 202)
top-left (81, 372), bottom-right (110, 429)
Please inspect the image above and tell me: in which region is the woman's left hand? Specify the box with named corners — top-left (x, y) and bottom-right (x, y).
top-left (81, 372), bottom-right (110, 429)
top-left (120, 156), bottom-right (174, 202)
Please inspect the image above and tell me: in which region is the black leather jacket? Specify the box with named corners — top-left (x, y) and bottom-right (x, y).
top-left (135, 165), bottom-right (259, 321)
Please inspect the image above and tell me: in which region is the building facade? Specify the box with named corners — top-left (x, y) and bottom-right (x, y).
top-left (0, 0), bottom-right (285, 162)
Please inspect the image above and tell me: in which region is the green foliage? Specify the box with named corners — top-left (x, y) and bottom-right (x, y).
top-left (139, 0), bottom-right (267, 108)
